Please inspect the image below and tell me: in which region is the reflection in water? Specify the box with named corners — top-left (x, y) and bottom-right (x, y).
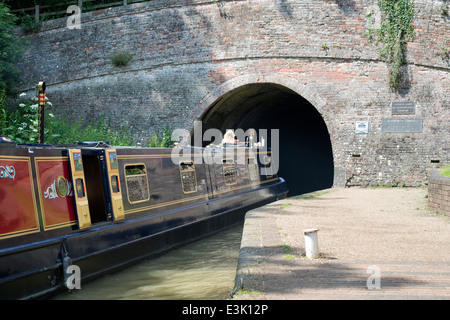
top-left (53, 224), bottom-right (243, 300)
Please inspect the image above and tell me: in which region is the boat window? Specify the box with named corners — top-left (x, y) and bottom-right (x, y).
top-left (75, 178), bottom-right (86, 198)
top-left (111, 175), bottom-right (120, 193)
top-left (124, 164), bottom-right (150, 204)
top-left (179, 161), bottom-right (198, 194)
top-left (247, 157), bottom-right (259, 182)
top-left (223, 159), bottom-right (237, 186)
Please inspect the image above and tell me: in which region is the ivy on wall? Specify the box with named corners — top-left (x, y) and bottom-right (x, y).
top-left (367, 0), bottom-right (415, 90)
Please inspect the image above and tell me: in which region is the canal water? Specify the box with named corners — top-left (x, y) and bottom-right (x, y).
top-left (53, 224), bottom-right (243, 300)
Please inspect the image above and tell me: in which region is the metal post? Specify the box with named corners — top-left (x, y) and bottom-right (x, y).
top-left (304, 229), bottom-right (320, 259)
top-left (35, 5), bottom-right (39, 22)
top-left (78, 0), bottom-right (83, 13)
top-left (37, 82), bottom-right (46, 144)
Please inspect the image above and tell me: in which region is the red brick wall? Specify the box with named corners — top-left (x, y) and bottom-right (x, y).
top-left (428, 172), bottom-right (450, 217)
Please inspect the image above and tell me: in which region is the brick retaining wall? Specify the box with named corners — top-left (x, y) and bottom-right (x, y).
top-left (428, 171), bottom-right (450, 217)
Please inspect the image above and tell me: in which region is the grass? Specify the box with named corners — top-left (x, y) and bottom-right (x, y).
top-left (370, 182), bottom-right (406, 188)
top-left (281, 243), bottom-right (295, 260)
top-left (280, 203), bottom-right (292, 209)
top-left (281, 243), bottom-right (292, 254)
top-left (231, 289), bottom-right (265, 299)
top-left (440, 165), bottom-right (450, 177)
top-left (298, 190), bottom-right (330, 200)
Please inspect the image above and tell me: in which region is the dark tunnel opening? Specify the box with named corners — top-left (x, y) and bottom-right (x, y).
top-left (198, 83), bottom-right (334, 197)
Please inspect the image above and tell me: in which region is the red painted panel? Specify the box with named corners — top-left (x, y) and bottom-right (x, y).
top-left (36, 159), bottom-right (77, 229)
top-left (0, 158), bottom-right (39, 238)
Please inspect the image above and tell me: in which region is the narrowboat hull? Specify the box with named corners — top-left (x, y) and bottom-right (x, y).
top-left (0, 144), bottom-right (287, 299)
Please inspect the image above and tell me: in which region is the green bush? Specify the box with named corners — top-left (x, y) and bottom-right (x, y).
top-left (49, 116), bottom-right (134, 146)
top-left (0, 92), bottom-right (177, 148)
top-left (0, 93), bottom-right (134, 146)
top-left (0, 93), bottom-right (40, 143)
top-left (111, 51), bottom-right (133, 67)
top-left (0, 2), bottom-right (26, 97)
top-left (18, 13), bottom-right (41, 33)
top-left (147, 126), bottom-right (174, 148)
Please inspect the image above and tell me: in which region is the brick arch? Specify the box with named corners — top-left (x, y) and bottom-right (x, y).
top-left (190, 73), bottom-right (327, 122)
top-left (187, 73), bottom-right (337, 195)
top-left (187, 72), bottom-right (336, 161)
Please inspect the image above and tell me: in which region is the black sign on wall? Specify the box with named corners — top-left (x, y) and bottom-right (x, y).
top-left (392, 101), bottom-right (415, 115)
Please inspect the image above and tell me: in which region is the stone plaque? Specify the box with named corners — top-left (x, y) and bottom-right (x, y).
top-left (392, 101), bottom-right (415, 115)
top-left (381, 118), bottom-right (423, 133)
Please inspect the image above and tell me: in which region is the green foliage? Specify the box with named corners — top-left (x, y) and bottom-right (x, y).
top-left (0, 1), bottom-right (26, 97)
top-left (49, 116), bottom-right (134, 146)
top-left (279, 203), bottom-right (292, 209)
top-left (440, 0), bottom-right (449, 16)
top-left (439, 44), bottom-right (449, 61)
top-left (0, 88), bottom-right (7, 133)
top-left (0, 93), bottom-right (134, 146)
top-left (111, 51), bottom-right (133, 67)
top-left (18, 13), bottom-right (41, 33)
top-left (367, 0), bottom-right (415, 90)
top-left (281, 243), bottom-right (292, 254)
top-left (441, 165), bottom-right (450, 178)
top-left (1, 93), bottom-right (176, 149)
top-left (147, 126), bottom-right (174, 148)
top-left (0, 93), bottom-right (40, 143)
top-left (378, 0), bottom-right (415, 90)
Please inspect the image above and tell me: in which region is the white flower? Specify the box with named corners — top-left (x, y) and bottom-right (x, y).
top-left (18, 127), bottom-right (24, 131)
top-left (30, 104), bottom-right (38, 110)
top-left (47, 102), bottom-right (53, 106)
top-left (49, 113), bottom-right (54, 118)
top-left (19, 93), bottom-right (26, 97)
top-left (19, 103), bottom-right (26, 107)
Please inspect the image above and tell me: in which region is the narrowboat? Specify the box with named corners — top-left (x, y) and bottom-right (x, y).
top-left (0, 139), bottom-right (288, 299)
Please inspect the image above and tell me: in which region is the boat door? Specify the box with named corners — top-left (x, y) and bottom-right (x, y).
top-left (68, 149), bottom-right (91, 229)
top-left (205, 163), bottom-right (217, 199)
top-left (104, 149), bottom-right (124, 221)
top-left (205, 148), bottom-right (225, 200)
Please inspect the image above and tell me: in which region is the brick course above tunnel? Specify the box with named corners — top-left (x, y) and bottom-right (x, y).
top-left (14, 0), bottom-right (449, 188)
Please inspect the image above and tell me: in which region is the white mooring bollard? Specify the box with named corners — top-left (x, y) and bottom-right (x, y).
top-left (303, 229), bottom-right (320, 259)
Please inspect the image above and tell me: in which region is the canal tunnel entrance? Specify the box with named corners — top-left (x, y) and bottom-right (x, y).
top-left (198, 83), bottom-right (334, 197)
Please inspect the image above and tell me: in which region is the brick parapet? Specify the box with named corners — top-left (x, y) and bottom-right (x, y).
top-left (428, 171), bottom-right (450, 217)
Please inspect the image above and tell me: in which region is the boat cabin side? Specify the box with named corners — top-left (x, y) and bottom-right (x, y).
top-left (0, 144), bottom-right (278, 248)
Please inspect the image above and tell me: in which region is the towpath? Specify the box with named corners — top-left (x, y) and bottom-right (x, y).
top-left (234, 187), bottom-right (450, 300)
